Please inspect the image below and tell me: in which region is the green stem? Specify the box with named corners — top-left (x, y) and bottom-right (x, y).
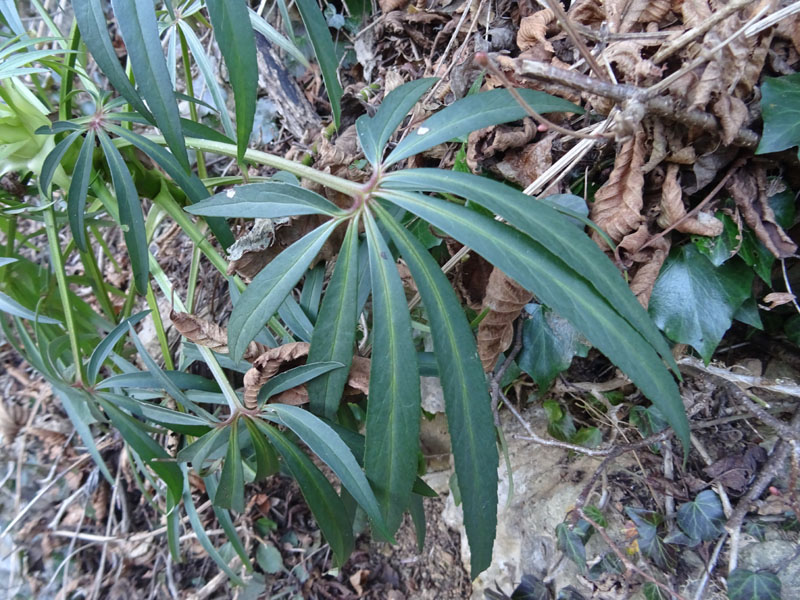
top-left (185, 244), bottom-right (201, 313)
top-left (145, 282), bottom-right (174, 370)
top-left (177, 26), bottom-right (208, 181)
top-left (43, 205), bottom-right (84, 384)
top-left (130, 135), bottom-right (362, 196)
top-left (79, 246), bottom-right (116, 321)
top-left (59, 20), bottom-right (81, 122)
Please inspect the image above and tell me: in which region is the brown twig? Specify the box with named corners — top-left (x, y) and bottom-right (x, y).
top-left (515, 60), bottom-right (759, 147)
top-left (536, 0), bottom-right (607, 80)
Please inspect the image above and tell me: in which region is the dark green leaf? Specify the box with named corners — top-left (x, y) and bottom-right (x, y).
top-left (384, 89), bottom-right (582, 166)
top-left (39, 129), bottom-right (82, 198)
top-left (295, 0), bottom-right (343, 128)
top-left (110, 0), bottom-right (189, 169)
top-left (186, 182), bottom-right (345, 219)
top-left (510, 575), bottom-right (549, 600)
top-left (99, 392), bottom-right (211, 430)
top-left (228, 219), bottom-right (341, 360)
top-left (308, 218), bottom-right (360, 419)
top-left (756, 73), bottom-right (800, 158)
top-left (649, 246), bottom-right (753, 363)
top-left (96, 370), bottom-right (218, 393)
top-left (556, 522), bottom-right (586, 573)
top-left (67, 129), bottom-right (95, 252)
top-left (693, 211), bottom-right (739, 266)
top-left (52, 382), bottom-right (112, 482)
top-left (355, 78), bottom-right (437, 166)
top-left (518, 303), bottom-right (585, 390)
top-left (381, 169), bottom-right (676, 374)
top-left (262, 403), bottom-right (392, 541)
top-left (105, 124), bottom-right (233, 247)
top-left (544, 400), bottom-right (576, 442)
top-left (377, 189), bottom-right (690, 452)
top-left (96, 394), bottom-right (184, 498)
top-left (588, 553), bottom-right (623, 580)
top-left (0, 291), bottom-right (61, 324)
top-left (87, 310), bottom-right (150, 384)
top-left (206, 0), bottom-right (257, 162)
top-left (728, 569), bottom-right (782, 600)
top-left (676, 490), bottom-right (724, 541)
top-left (243, 417), bottom-right (279, 481)
top-left (260, 362), bottom-right (343, 405)
top-left (96, 129), bottom-right (149, 293)
top-left (182, 467), bottom-right (245, 585)
top-left (254, 420), bottom-right (354, 565)
top-left (203, 474), bottom-right (253, 570)
top-left (378, 203), bottom-right (498, 575)
top-left (362, 209), bottom-right (421, 536)
top-left (409, 494), bottom-right (426, 552)
top-left (571, 427), bottom-right (602, 448)
top-left (734, 297), bottom-right (763, 330)
top-left (177, 426), bottom-right (230, 468)
top-left (216, 421), bottom-right (245, 512)
top-left (73, 0), bottom-right (153, 120)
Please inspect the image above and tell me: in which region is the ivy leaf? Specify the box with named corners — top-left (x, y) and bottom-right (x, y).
top-left (676, 490), bottom-right (724, 541)
top-left (649, 245), bottom-right (753, 363)
top-left (511, 574), bottom-right (549, 600)
top-left (518, 303), bottom-right (587, 390)
top-left (556, 522), bottom-right (586, 573)
top-left (756, 73), bottom-right (800, 158)
top-left (727, 569), bottom-right (782, 600)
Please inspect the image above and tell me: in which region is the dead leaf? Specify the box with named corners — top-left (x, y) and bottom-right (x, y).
top-left (657, 164), bottom-right (723, 236)
top-left (712, 95), bottom-right (748, 146)
top-left (591, 128), bottom-right (647, 246)
top-left (242, 343), bottom-right (371, 409)
top-left (494, 133), bottom-right (555, 188)
top-left (477, 268), bottom-right (533, 371)
top-left (170, 311), bottom-right (269, 362)
top-left (762, 292), bottom-right (796, 309)
top-left (726, 169), bottom-right (797, 259)
top-left (349, 568), bottom-right (371, 596)
top-left (602, 41), bottom-right (661, 83)
top-left (625, 232), bottom-right (671, 308)
top-left (517, 9), bottom-right (555, 53)
top-left (380, 0), bottom-right (409, 14)
top-left (703, 445), bottom-right (766, 495)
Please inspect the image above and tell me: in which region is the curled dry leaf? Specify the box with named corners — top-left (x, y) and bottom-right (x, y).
top-left (517, 9), bottom-right (555, 53)
top-left (477, 268), bottom-right (533, 371)
top-left (379, 0), bottom-right (410, 14)
top-left (712, 95), bottom-right (748, 146)
top-left (467, 118), bottom-right (538, 172)
top-left (726, 169), bottom-right (797, 259)
top-left (620, 227), bottom-right (671, 309)
top-left (591, 127), bottom-right (647, 246)
top-left (657, 164), bottom-right (723, 236)
top-left (601, 41), bottom-right (661, 83)
top-left (568, 0), bottom-right (606, 26)
top-left (494, 133), bottom-right (555, 188)
top-left (762, 292), bottom-right (796, 309)
top-left (170, 310), bottom-right (269, 362)
top-left (243, 342), bottom-right (370, 409)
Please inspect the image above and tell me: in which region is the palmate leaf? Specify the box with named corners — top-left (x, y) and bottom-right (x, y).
top-left (262, 403), bottom-right (392, 540)
top-left (228, 219), bottom-right (341, 360)
top-left (186, 182), bottom-right (346, 219)
top-left (253, 420), bottom-right (354, 565)
top-left (383, 89), bottom-right (582, 166)
top-left (556, 523), bottom-right (587, 574)
top-left (74, 0), bottom-right (153, 121)
top-left (110, 0), bottom-right (190, 170)
top-left (294, 0), bottom-right (343, 129)
top-left (96, 129), bottom-right (149, 293)
top-left (362, 209), bottom-right (421, 535)
top-left (727, 569), bottom-right (782, 600)
top-left (373, 202), bottom-right (497, 577)
top-left (356, 78), bottom-right (437, 166)
top-left (381, 169), bottom-right (677, 373)
top-left (676, 490), bottom-right (724, 541)
top-left (206, 0), bottom-right (257, 163)
top-left (377, 190), bottom-right (690, 452)
top-left (307, 217), bottom-right (360, 419)
top-left (67, 129), bottom-right (95, 252)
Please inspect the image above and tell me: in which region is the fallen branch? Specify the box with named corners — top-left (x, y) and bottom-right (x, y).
top-left (513, 59), bottom-right (759, 148)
